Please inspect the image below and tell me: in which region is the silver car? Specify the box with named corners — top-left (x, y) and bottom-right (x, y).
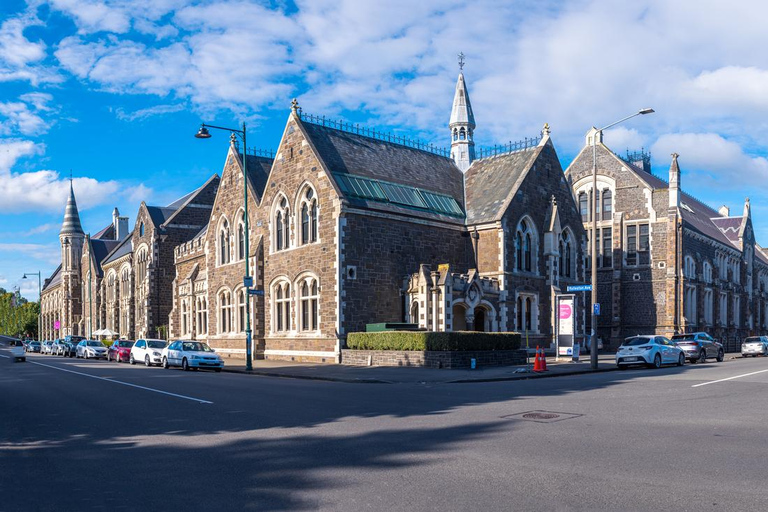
top-left (76, 340), bottom-right (108, 359)
top-left (671, 332), bottom-right (724, 363)
top-left (742, 336), bottom-right (768, 357)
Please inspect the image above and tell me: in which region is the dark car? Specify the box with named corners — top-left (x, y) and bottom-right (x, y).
top-left (61, 335), bottom-right (86, 357)
top-left (671, 332), bottom-right (724, 363)
top-left (26, 341), bottom-right (41, 353)
top-left (107, 340), bottom-right (135, 363)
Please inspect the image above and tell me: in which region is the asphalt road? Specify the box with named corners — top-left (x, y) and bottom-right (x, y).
top-left (2, 349), bottom-right (768, 512)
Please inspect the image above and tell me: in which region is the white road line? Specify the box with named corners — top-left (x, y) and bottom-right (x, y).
top-left (27, 360), bottom-right (213, 404)
top-left (0, 354), bottom-right (9, 358)
top-left (692, 369), bottom-right (768, 388)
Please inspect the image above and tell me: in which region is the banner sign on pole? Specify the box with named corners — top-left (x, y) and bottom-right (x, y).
top-left (557, 295), bottom-right (576, 356)
top-left (594, 303), bottom-right (601, 316)
top-left (54, 320), bottom-right (60, 330)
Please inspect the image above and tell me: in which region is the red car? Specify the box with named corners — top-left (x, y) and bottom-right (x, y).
top-left (107, 340), bottom-right (135, 362)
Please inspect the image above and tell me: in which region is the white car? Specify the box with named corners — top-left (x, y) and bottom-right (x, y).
top-left (742, 336), bottom-right (768, 357)
top-left (130, 339), bottom-right (168, 367)
top-left (616, 335), bottom-right (686, 369)
top-left (76, 340), bottom-right (107, 359)
top-left (162, 340), bottom-right (224, 372)
top-left (9, 339), bottom-right (26, 362)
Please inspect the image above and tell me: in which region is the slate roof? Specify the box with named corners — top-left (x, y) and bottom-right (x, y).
top-left (146, 206), bottom-right (177, 228)
top-left (89, 239), bottom-right (120, 277)
top-left (60, 182), bottom-right (84, 236)
top-left (301, 120), bottom-right (464, 204)
top-left (710, 217), bottom-right (743, 244)
top-left (242, 153), bottom-right (273, 201)
top-left (102, 232), bottom-right (134, 266)
top-left (464, 146), bottom-right (540, 224)
top-left (92, 223), bottom-right (115, 240)
top-left (42, 265), bottom-right (62, 292)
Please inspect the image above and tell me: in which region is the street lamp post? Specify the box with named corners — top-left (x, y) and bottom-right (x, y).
top-left (23, 272), bottom-right (42, 340)
top-left (195, 122), bottom-right (253, 371)
top-left (590, 108), bottom-right (654, 370)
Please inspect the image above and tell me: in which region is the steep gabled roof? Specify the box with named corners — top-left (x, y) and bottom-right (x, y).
top-left (242, 153), bottom-right (273, 202)
top-left (146, 206), bottom-right (177, 228)
top-left (92, 223), bottom-right (115, 240)
top-left (42, 265), bottom-right (62, 292)
top-left (301, 120), bottom-right (464, 204)
top-left (89, 238), bottom-right (120, 277)
top-left (464, 145), bottom-right (541, 224)
top-left (102, 231), bottom-right (134, 266)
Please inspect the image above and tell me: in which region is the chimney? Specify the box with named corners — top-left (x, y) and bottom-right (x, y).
top-left (719, 205), bottom-right (730, 217)
top-left (668, 153), bottom-right (680, 209)
top-left (113, 208), bottom-right (129, 241)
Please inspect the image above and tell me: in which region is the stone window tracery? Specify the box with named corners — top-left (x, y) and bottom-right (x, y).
top-left (298, 185), bottom-right (319, 245)
top-left (218, 219), bottom-right (231, 265)
top-left (237, 211), bottom-right (246, 261)
top-left (299, 276), bottom-right (319, 332)
top-left (274, 195), bottom-right (290, 252)
top-left (218, 289), bottom-right (232, 333)
top-left (515, 218), bottom-right (537, 273)
top-left (273, 280), bottom-right (291, 333)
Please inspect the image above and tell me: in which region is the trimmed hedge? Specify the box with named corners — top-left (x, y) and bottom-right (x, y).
top-left (347, 331), bottom-right (521, 351)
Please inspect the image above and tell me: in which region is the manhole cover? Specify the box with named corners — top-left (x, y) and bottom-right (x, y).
top-left (522, 412), bottom-right (560, 420)
top-left (501, 410), bottom-right (583, 423)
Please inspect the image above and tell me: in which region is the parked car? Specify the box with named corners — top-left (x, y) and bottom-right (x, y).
top-left (130, 339), bottom-right (168, 366)
top-left (26, 341), bottom-right (41, 353)
top-left (616, 335), bottom-right (686, 369)
top-left (671, 332), bottom-right (724, 363)
top-left (76, 340), bottom-right (107, 359)
top-left (162, 340), bottom-right (224, 372)
top-left (9, 339), bottom-right (26, 362)
top-left (107, 340), bottom-right (135, 362)
top-left (741, 336), bottom-right (768, 357)
top-left (61, 335), bottom-right (86, 357)
top-left (52, 339), bottom-right (70, 356)
top-left (42, 340), bottom-right (55, 354)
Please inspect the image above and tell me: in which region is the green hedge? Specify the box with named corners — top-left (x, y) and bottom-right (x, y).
top-left (347, 331), bottom-right (521, 351)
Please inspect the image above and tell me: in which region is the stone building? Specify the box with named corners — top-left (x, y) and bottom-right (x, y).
top-left (170, 71), bottom-right (586, 362)
top-left (565, 131), bottom-right (768, 350)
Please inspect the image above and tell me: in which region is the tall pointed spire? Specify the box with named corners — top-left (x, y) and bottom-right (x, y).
top-left (60, 180), bottom-right (84, 236)
top-left (450, 53), bottom-right (476, 172)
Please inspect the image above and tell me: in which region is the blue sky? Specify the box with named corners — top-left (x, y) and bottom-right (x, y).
top-left (2, 0), bottom-right (768, 300)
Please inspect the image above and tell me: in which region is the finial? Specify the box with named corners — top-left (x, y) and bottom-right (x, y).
top-left (542, 123), bottom-right (551, 136)
top-left (291, 98), bottom-right (299, 113)
top-left (458, 52), bottom-right (465, 71)
top-left (551, 195), bottom-right (557, 206)
top-left (230, 132), bottom-right (237, 145)
top-left (671, 152), bottom-right (679, 159)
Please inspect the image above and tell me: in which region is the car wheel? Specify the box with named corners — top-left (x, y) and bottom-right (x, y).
top-left (698, 350), bottom-right (706, 364)
top-left (162, 357), bottom-right (169, 369)
top-left (117, 354), bottom-right (122, 363)
top-left (214, 368), bottom-right (222, 373)
top-left (182, 358), bottom-right (190, 371)
top-left (717, 349), bottom-right (724, 362)
top-left (145, 355), bottom-right (151, 367)
top-left (106, 353), bottom-right (110, 362)
top-left (129, 354), bottom-right (135, 365)
top-left (84, 351), bottom-right (89, 360)
top-left (678, 353), bottom-right (685, 366)
top-left (652, 353), bottom-right (662, 369)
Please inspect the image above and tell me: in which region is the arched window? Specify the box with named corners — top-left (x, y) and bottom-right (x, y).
top-left (218, 289), bottom-right (232, 333)
top-left (219, 219), bottom-right (231, 265)
top-left (237, 212), bottom-right (246, 261)
top-left (274, 195), bottom-right (290, 251)
top-left (299, 186), bottom-right (319, 245)
top-left (516, 232), bottom-right (523, 271)
top-left (515, 218), bottom-right (537, 274)
top-left (139, 222), bottom-right (144, 237)
top-left (579, 192), bottom-right (588, 221)
top-left (602, 189), bottom-right (612, 221)
top-left (181, 300), bottom-right (188, 336)
top-left (559, 231), bottom-right (573, 278)
top-left (411, 302), bottom-right (419, 324)
top-left (524, 233), bottom-right (532, 271)
top-left (273, 280), bottom-right (291, 332)
top-left (136, 248), bottom-right (148, 285)
top-left (525, 297), bottom-right (532, 331)
top-left (453, 128), bottom-right (458, 141)
top-left (238, 288), bottom-right (247, 332)
top-left (558, 240), bottom-right (564, 276)
top-left (299, 277), bottom-right (319, 331)
top-left (197, 296), bottom-right (208, 335)
top-left (684, 255), bottom-right (696, 279)
top-left (459, 128), bottom-right (466, 140)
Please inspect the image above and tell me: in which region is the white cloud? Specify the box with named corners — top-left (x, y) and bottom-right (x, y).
top-left (0, 12), bottom-right (60, 85)
top-left (114, 103), bottom-right (186, 121)
top-left (651, 133), bottom-right (768, 187)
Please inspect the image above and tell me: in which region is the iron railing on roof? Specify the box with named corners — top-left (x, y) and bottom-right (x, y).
top-left (299, 111), bottom-right (451, 158)
top-left (232, 140), bottom-right (275, 159)
top-left (615, 148), bottom-right (651, 168)
top-left (475, 135), bottom-right (541, 159)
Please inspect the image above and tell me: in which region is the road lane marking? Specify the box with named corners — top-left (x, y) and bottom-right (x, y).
top-left (691, 369), bottom-right (768, 388)
top-left (27, 360), bottom-right (213, 404)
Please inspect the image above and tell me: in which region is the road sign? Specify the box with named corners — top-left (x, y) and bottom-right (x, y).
top-left (594, 303), bottom-right (601, 316)
top-left (567, 284), bottom-right (592, 292)
top-left (248, 289), bottom-right (264, 296)
top-left (243, 276), bottom-right (253, 288)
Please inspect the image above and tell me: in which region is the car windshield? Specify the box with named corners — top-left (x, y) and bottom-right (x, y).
top-left (623, 337), bottom-right (652, 346)
top-left (30, 342), bottom-right (40, 346)
top-left (121, 341), bottom-right (135, 348)
top-left (87, 341), bottom-right (103, 347)
top-left (182, 342), bottom-right (213, 352)
top-left (745, 337), bottom-right (762, 343)
top-left (672, 334), bottom-right (696, 341)
top-left (70, 336), bottom-right (86, 342)
top-left (147, 341), bottom-right (167, 349)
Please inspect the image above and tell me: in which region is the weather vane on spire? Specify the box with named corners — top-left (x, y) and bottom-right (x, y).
top-left (458, 52), bottom-right (465, 71)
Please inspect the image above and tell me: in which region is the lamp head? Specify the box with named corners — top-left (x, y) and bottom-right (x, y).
top-left (22, 275), bottom-right (27, 279)
top-left (194, 126), bottom-right (211, 139)
top-left (639, 108), bottom-right (655, 115)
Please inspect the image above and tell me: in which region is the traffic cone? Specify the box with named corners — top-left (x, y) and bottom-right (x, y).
top-left (533, 346), bottom-right (542, 372)
top-left (541, 349), bottom-right (548, 371)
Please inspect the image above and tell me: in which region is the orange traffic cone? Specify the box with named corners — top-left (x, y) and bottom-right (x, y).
top-left (533, 346), bottom-right (542, 372)
top-left (541, 349), bottom-right (548, 371)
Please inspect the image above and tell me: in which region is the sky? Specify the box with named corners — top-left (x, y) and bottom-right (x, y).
top-left (1, 0), bottom-right (768, 300)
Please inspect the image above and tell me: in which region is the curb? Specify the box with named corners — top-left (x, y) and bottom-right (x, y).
top-left (446, 366), bottom-right (619, 383)
top-left (221, 367), bottom-right (393, 384)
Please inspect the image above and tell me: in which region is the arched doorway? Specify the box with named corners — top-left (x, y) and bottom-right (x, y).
top-left (473, 308), bottom-right (486, 331)
top-left (452, 303), bottom-right (467, 331)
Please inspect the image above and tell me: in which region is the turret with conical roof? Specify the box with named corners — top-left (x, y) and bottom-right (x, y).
top-left (60, 180), bottom-right (85, 274)
top-left (449, 53), bottom-right (476, 172)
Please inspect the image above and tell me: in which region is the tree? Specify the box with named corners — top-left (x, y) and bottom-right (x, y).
top-left (0, 290), bottom-right (39, 339)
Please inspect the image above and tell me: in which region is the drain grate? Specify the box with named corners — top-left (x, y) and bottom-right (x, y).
top-left (501, 410), bottom-right (583, 423)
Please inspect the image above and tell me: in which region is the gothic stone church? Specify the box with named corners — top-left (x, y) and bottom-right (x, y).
top-left (169, 72), bottom-right (587, 362)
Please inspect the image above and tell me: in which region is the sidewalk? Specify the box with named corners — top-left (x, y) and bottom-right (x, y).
top-left (221, 353), bottom-right (619, 384)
